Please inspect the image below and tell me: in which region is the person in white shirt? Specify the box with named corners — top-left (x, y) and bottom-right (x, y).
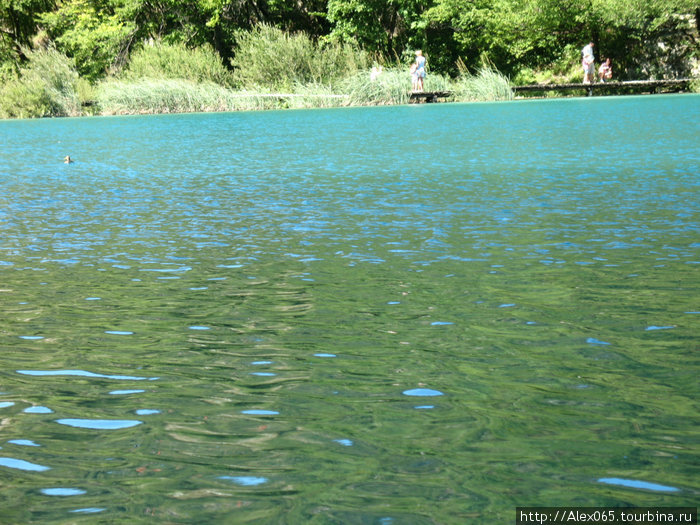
top-left (582, 42), bottom-right (595, 84)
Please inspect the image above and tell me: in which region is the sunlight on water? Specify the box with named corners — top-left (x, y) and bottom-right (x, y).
top-left (17, 370), bottom-right (154, 380)
top-left (40, 488), bottom-right (87, 496)
top-left (597, 478), bottom-right (680, 492)
top-left (0, 458), bottom-right (51, 471)
top-left (55, 419), bottom-right (143, 430)
top-left (0, 95), bottom-right (698, 523)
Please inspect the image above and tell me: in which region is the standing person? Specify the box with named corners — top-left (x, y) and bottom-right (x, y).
top-left (414, 50), bottom-right (427, 92)
top-left (598, 58), bottom-right (612, 82)
top-left (582, 41), bottom-right (595, 84)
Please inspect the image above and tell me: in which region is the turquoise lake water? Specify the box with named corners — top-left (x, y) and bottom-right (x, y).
top-left (1, 95), bottom-right (699, 523)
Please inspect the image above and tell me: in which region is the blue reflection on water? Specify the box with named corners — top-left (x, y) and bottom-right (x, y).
top-left (24, 406), bottom-right (53, 414)
top-left (334, 439), bottom-right (354, 446)
top-left (70, 508), bottom-right (105, 514)
top-left (219, 476), bottom-right (268, 486)
top-left (598, 477), bottom-right (680, 492)
top-left (135, 409), bottom-right (160, 415)
top-left (109, 389), bottom-right (145, 395)
top-left (0, 402), bottom-right (15, 408)
top-left (0, 457), bottom-right (51, 471)
top-left (403, 388), bottom-right (444, 397)
top-left (41, 488), bottom-right (86, 496)
top-left (17, 370), bottom-right (156, 381)
top-left (56, 419), bottom-right (143, 429)
top-left (241, 410), bottom-right (279, 415)
top-left (8, 440), bottom-right (40, 447)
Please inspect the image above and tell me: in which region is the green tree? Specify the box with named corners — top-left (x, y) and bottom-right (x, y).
top-left (327, 0), bottom-right (427, 58)
top-left (589, 0), bottom-right (700, 78)
top-left (421, 0), bottom-right (530, 75)
top-left (420, 0), bottom-right (699, 78)
top-left (0, 0), bottom-right (55, 73)
top-left (39, 0), bottom-right (239, 80)
top-left (38, 0), bottom-right (335, 81)
top-left (39, 0), bottom-right (135, 80)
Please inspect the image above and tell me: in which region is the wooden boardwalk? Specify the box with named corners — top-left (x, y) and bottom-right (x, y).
top-left (513, 78), bottom-right (694, 96)
top-left (409, 79), bottom-right (693, 103)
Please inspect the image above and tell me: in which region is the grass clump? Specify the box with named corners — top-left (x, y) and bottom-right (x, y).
top-left (452, 66), bottom-right (514, 102)
top-left (97, 78), bottom-right (235, 114)
top-left (96, 78), bottom-right (350, 114)
top-left (343, 68), bottom-right (412, 106)
top-left (343, 65), bottom-right (450, 106)
top-left (0, 46), bottom-right (81, 118)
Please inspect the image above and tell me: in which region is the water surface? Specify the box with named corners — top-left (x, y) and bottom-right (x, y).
top-left (1, 95), bottom-right (698, 523)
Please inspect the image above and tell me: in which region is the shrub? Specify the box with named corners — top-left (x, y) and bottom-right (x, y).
top-left (231, 24), bottom-right (368, 90)
top-left (0, 46), bottom-right (80, 118)
top-left (123, 42), bottom-right (234, 87)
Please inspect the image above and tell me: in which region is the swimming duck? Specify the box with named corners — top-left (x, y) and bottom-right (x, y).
top-left (64, 155), bottom-right (73, 164)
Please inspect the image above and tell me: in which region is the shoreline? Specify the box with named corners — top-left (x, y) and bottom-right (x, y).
top-left (2, 83), bottom-right (698, 121)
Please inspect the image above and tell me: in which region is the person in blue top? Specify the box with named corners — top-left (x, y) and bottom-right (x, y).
top-left (414, 50), bottom-right (426, 92)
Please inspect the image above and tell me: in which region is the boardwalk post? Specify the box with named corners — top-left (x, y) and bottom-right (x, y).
top-left (409, 91), bottom-right (452, 103)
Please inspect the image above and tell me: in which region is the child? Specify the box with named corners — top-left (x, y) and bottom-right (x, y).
top-left (410, 63), bottom-right (418, 91)
top-left (598, 58), bottom-right (612, 82)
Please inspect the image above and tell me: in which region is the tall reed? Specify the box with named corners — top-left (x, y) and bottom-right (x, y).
top-left (452, 67), bottom-right (514, 102)
top-left (343, 66), bottom-right (452, 106)
top-left (343, 68), bottom-right (411, 105)
top-left (96, 78), bottom-right (352, 114)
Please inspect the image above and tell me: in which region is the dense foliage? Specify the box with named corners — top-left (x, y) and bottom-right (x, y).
top-left (1, 0), bottom-right (698, 116)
